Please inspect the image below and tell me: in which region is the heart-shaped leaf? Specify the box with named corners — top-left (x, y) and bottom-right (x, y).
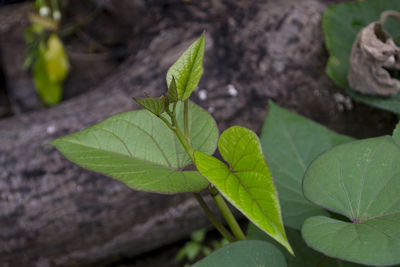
top-left (247, 223), bottom-right (364, 267)
top-left (194, 126), bottom-right (293, 254)
top-left (193, 240), bottom-right (287, 267)
top-left (166, 34), bottom-right (205, 101)
top-left (261, 101), bottom-right (354, 229)
top-left (302, 136), bottom-right (400, 266)
top-left (323, 0), bottom-right (400, 113)
top-left (50, 101), bottom-right (218, 194)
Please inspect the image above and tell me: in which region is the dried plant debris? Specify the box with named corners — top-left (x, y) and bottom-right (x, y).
top-left (348, 10), bottom-right (400, 96)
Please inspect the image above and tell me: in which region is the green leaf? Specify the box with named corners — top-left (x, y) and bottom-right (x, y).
top-left (184, 241), bottom-right (202, 261)
top-left (323, 0), bottom-right (400, 113)
top-left (166, 77), bottom-right (179, 103)
top-left (166, 34), bottom-right (205, 101)
top-left (393, 121), bottom-right (400, 145)
top-left (261, 101), bottom-right (354, 229)
top-left (191, 229), bottom-right (206, 243)
top-left (176, 241), bottom-right (202, 262)
top-left (194, 126), bottom-right (293, 254)
top-left (212, 238), bottom-right (229, 250)
top-left (44, 34), bottom-right (69, 83)
top-left (193, 240), bottom-right (287, 267)
top-left (302, 136), bottom-right (400, 266)
top-left (50, 101), bottom-right (218, 194)
top-left (247, 223), bottom-right (363, 267)
top-left (33, 46), bottom-right (62, 106)
top-left (133, 95), bottom-right (166, 115)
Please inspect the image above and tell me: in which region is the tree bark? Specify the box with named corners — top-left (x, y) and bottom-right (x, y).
top-left (0, 0), bottom-right (396, 266)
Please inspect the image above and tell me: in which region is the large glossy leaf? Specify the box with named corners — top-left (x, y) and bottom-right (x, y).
top-left (194, 126), bottom-right (293, 254)
top-left (193, 240), bottom-right (287, 267)
top-left (323, 0), bottom-right (400, 113)
top-left (302, 136), bottom-right (400, 266)
top-left (166, 34), bottom-right (204, 101)
top-left (261, 101), bottom-right (354, 229)
top-left (247, 223), bottom-right (363, 267)
top-left (50, 101), bottom-right (218, 194)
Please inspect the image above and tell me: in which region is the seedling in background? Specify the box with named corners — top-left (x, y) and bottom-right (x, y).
top-left (25, 0), bottom-right (69, 106)
top-left (175, 228), bottom-right (228, 266)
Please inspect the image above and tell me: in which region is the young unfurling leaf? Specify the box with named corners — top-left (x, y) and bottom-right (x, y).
top-left (166, 77), bottom-right (179, 103)
top-left (134, 95), bottom-right (167, 116)
top-left (166, 34), bottom-right (205, 101)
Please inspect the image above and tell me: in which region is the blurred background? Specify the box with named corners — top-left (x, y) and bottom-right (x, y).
top-left (0, 0), bottom-right (397, 266)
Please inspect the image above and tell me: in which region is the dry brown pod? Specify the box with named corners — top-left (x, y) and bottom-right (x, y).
top-left (348, 10), bottom-right (400, 96)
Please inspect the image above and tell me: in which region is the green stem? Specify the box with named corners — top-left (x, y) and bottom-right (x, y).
top-left (210, 187), bottom-right (246, 241)
top-left (172, 102), bottom-right (177, 117)
top-left (159, 111), bottom-right (194, 162)
top-left (159, 110), bottom-right (233, 239)
top-left (163, 101), bottom-right (245, 242)
top-left (173, 127), bottom-right (234, 242)
top-left (174, 126), bottom-right (195, 162)
top-left (158, 115), bottom-right (174, 131)
top-left (194, 193), bottom-right (235, 242)
top-left (184, 100), bottom-right (189, 138)
top-left (162, 106), bottom-right (194, 161)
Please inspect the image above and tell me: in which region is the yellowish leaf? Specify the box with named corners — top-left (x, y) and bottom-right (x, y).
top-left (44, 34), bottom-right (69, 83)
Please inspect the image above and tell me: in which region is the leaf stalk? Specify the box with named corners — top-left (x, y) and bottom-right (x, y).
top-left (209, 186), bottom-right (246, 241)
top-left (193, 193), bottom-right (235, 242)
top-left (164, 101), bottom-right (245, 242)
top-left (184, 99), bottom-right (190, 139)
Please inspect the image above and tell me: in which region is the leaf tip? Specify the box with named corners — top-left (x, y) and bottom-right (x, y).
top-left (286, 242), bottom-right (295, 256)
top-left (199, 32), bottom-right (206, 43)
top-left (46, 138), bottom-right (63, 151)
top-left (268, 99), bottom-right (281, 111)
top-left (46, 141), bottom-right (55, 147)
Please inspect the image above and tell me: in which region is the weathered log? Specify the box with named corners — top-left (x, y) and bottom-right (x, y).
top-left (0, 0), bottom-right (396, 266)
